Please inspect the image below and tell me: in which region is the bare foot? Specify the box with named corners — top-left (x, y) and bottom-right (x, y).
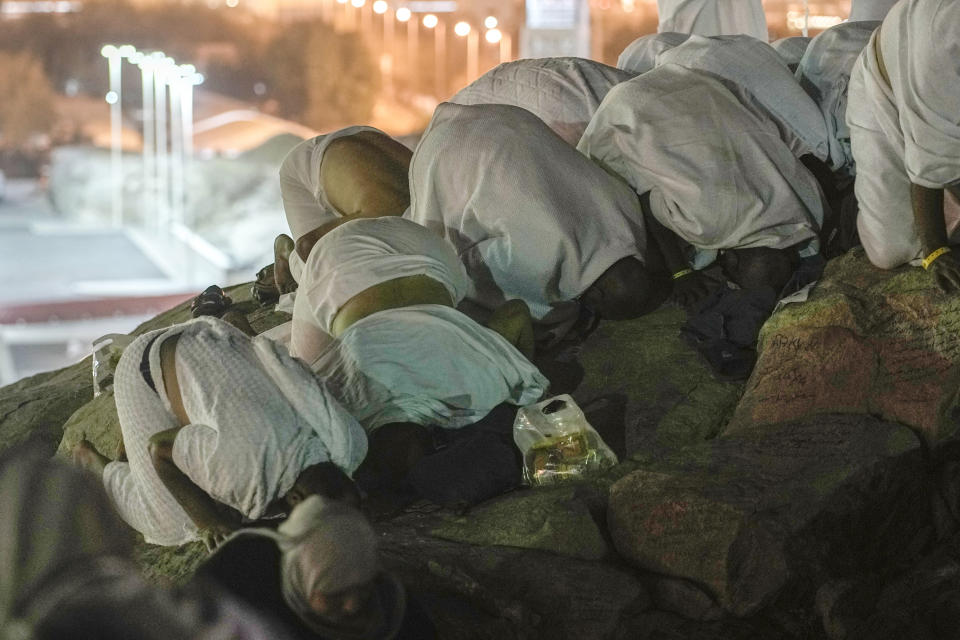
top-left (274, 234), bottom-right (297, 294)
top-left (72, 439), bottom-right (110, 476)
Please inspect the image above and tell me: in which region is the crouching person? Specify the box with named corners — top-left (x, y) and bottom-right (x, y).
top-left (73, 316), bottom-right (368, 550)
top-left (197, 495), bottom-right (435, 639)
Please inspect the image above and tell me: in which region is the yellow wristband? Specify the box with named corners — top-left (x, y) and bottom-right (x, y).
top-left (672, 268), bottom-right (693, 280)
top-left (921, 246), bottom-right (951, 270)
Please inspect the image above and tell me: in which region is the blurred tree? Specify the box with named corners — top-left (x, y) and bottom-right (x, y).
top-left (263, 21), bottom-right (381, 128)
top-left (0, 51), bottom-right (57, 148)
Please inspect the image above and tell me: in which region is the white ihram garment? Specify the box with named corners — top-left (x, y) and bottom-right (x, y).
top-left (847, 0), bottom-right (960, 268)
top-left (312, 304), bottom-right (549, 432)
top-left (795, 21), bottom-right (880, 177)
top-left (617, 32), bottom-right (690, 75)
top-left (449, 57), bottom-right (635, 146)
top-left (105, 317), bottom-right (367, 546)
top-left (579, 66), bottom-right (825, 267)
top-left (656, 0), bottom-right (768, 41)
top-left (770, 36), bottom-right (810, 69)
top-left (408, 102), bottom-right (647, 324)
top-left (656, 34), bottom-right (830, 162)
top-left (849, 0), bottom-right (899, 22)
top-left (278, 125), bottom-right (384, 282)
top-left (290, 216), bottom-right (469, 360)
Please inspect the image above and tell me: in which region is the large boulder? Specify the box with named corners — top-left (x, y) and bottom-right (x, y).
top-left (728, 249), bottom-right (960, 443)
top-left (607, 414), bottom-right (937, 616)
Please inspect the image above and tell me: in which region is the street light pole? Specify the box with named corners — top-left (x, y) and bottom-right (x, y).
top-left (101, 45), bottom-right (122, 227)
top-left (435, 21), bottom-right (446, 98)
top-left (467, 29), bottom-right (479, 83)
top-left (137, 56), bottom-right (156, 229)
top-left (153, 55), bottom-right (171, 231)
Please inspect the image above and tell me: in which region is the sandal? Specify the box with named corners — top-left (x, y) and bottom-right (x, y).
top-left (191, 285), bottom-right (233, 318)
top-left (251, 264), bottom-right (280, 307)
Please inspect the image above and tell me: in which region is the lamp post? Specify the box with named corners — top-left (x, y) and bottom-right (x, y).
top-left (500, 33), bottom-right (512, 63)
top-left (454, 21), bottom-right (478, 85)
top-left (101, 45), bottom-right (123, 227)
top-left (153, 54), bottom-right (174, 231)
top-left (423, 14), bottom-right (445, 98)
top-left (396, 7), bottom-right (416, 90)
top-left (136, 54), bottom-right (156, 228)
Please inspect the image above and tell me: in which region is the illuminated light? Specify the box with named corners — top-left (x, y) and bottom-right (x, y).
top-left (104, 90), bottom-right (119, 104)
top-left (336, 0), bottom-right (348, 3)
top-left (129, 52), bottom-right (143, 64)
top-left (117, 44), bottom-right (136, 58)
top-left (351, 0), bottom-right (364, 7)
top-left (396, 6), bottom-right (411, 21)
top-left (373, 0), bottom-right (387, 13)
top-left (422, 13), bottom-right (437, 27)
top-left (453, 20), bottom-right (470, 36)
top-left (180, 64), bottom-right (196, 75)
top-left (151, 51), bottom-right (166, 60)
top-left (485, 27), bottom-right (501, 44)
top-left (100, 44), bottom-right (118, 57)
top-left (193, 73), bottom-right (205, 85)
top-left (786, 11), bottom-right (843, 30)
top-left (483, 15), bottom-right (496, 29)
top-left (225, 0), bottom-right (239, 6)
top-left (621, 0), bottom-right (635, 12)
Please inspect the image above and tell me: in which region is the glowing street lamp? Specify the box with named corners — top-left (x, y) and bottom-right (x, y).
top-left (422, 14), bottom-right (446, 97)
top-left (485, 27), bottom-right (501, 44)
top-left (372, 0), bottom-right (386, 13)
top-left (395, 6), bottom-right (410, 21)
top-left (484, 15), bottom-right (497, 29)
top-left (455, 22), bottom-right (478, 84)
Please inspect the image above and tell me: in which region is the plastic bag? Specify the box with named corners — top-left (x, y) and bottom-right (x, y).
top-left (513, 394), bottom-right (618, 487)
top-left (91, 333), bottom-right (134, 397)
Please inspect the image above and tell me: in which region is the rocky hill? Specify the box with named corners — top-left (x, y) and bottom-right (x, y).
top-left (2, 248), bottom-right (959, 640)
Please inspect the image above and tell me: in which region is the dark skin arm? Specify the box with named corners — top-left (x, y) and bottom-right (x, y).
top-left (639, 191), bottom-right (711, 308)
top-left (148, 427), bottom-right (241, 551)
top-left (912, 182), bottom-right (960, 293)
top-left (486, 299), bottom-right (535, 359)
top-left (150, 335), bottom-right (239, 551)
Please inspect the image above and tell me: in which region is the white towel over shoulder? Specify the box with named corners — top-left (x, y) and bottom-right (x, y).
top-left (408, 102), bottom-right (647, 324)
top-left (449, 57), bottom-right (635, 146)
top-left (294, 216), bottom-right (469, 336)
top-left (312, 305), bottom-right (549, 431)
top-left (579, 66), bottom-right (824, 261)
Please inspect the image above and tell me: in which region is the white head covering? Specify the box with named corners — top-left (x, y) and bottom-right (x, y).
top-left (849, 0), bottom-right (899, 22)
top-left (656, 0), bottom-right (768, 42)
top-left (408, 102), bottom-right (647, 324)
top-left (770, 36), bottom-right (811, 69)
top-left (656, 34), bottom-right (831, 161)
top-left (296, 216), bottom-right (470, 335)
top-left (795, 21), bottom-right (880, 176)
top-left (616, 32), bottom-right (690, 74)
top-left (449, 57), bottom-right (635, 146)
top-left (244, 496), bottom-right (405, 640)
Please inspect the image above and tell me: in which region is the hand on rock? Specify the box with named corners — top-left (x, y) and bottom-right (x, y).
top-left (671, 271), bottom-right (712, 310)
top-left (929, 251), bottom-right (960, 294)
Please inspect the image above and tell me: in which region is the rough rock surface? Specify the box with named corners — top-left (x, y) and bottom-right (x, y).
top-left (3, 251), bottom-right (960, 639)
top-left (728, 249), bottom-right (960, 443)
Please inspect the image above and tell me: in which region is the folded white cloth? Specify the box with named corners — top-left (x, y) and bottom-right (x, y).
top-left (770, 36), bottom-right (810, 69)
top-left (312, 304), bottom-right (549, 431)
top-left (656, 0), bottom-right (768, 41)
top-left (617, 32), bottom-right (690, 75)
top-left (849, 0), bottom-right (899, 22)
top-left (294, 216), bottom-right (469, 336)
top-left (278, 126), bottom-right (384, 241)
top-left (579, 66), bottom-right (825, 265)
top-left (656, 34), bottom-right (830, 162)
top-left (795, 21), bottom-right (880, 176)
top-left (408, 102), bottom-right (648, 324)
top-left (848, 0), bottom-right (960, 268)
top-left (450, 57), bottom-right (635, 146)
top-left (105, 317), bottom-right (367, 546)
